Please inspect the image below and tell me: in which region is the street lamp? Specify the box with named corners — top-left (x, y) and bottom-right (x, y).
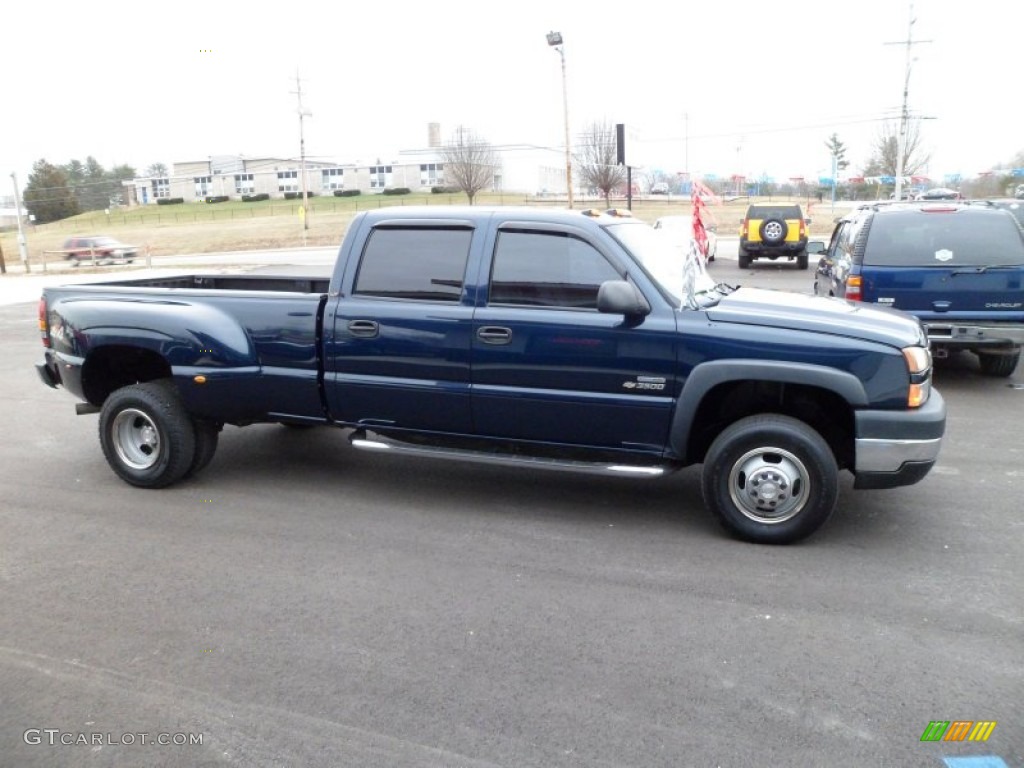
top-left (546, 31), bottom-right (573, 209)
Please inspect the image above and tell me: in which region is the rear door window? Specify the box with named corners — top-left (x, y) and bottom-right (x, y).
top-left (864, 211), bottom-right (1024, 267)
top-left (354, 226), bottom-right (472, 301)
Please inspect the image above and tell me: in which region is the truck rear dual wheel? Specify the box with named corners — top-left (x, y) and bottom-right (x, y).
top-left (701, 414), bottom-right (838, 544)
top-left (99, 381), bottom-right (216, 488)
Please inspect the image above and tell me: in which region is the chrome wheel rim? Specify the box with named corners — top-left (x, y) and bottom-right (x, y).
top-left (728, 446), bottom-right (809, 524)
top-left (764, 221), bottom-right (783, 241)
top-left (111, 408), bottom-right (161, 470)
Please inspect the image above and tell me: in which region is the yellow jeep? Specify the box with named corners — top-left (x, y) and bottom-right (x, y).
top-left (738, 203), bottom-right (810, 269)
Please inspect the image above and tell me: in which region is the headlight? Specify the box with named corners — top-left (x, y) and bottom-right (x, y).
top-left (902, 346), bottom-right (932, 407)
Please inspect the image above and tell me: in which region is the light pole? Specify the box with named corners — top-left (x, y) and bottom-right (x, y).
top-left (546, 31), bottom-right (573, 209)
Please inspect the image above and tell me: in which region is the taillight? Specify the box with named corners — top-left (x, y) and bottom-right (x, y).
top-left (38, 297), bottom-right (50, 348)
top-left (845, 275), bottom-right (862, 301)
top-left (740, 218), bottom-right (749, 237)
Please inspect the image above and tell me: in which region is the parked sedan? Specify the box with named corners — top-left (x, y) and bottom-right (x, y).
top-left (652, 215), bottom-right (717, 262)
top-left (62, 236), bottom-right (138, 265)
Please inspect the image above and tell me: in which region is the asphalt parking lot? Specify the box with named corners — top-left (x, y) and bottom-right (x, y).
top-left (1, 248), bottom-right (1021, 767)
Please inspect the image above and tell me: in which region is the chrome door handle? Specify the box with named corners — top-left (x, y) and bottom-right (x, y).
top-left (477, 326), bottom-right (512, 345)
top-left (347, 320), bottom-right (379, 338)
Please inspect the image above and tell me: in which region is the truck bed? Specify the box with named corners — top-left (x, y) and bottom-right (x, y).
top-left (74, 273), bottom-right (332, 294)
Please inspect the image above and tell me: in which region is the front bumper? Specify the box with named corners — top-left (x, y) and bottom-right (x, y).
top-left (852, 388), bottom-right (946, 489)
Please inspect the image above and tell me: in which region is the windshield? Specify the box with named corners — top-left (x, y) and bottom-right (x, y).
top-left (606, 222), bottom-right (717, 306)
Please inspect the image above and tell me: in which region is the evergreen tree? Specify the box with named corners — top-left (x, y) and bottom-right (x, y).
top-left (824, 133), bottom-right (849, 172)
top-left (23, 159), bottom-right (80, 224)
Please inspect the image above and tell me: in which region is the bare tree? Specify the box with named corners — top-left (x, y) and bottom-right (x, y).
top-left (574, 120), bottom-right (626, 205)
top-left (864, 120), bottom-right (931, 178)
top-left (441, 126), bottom-right (497, 205)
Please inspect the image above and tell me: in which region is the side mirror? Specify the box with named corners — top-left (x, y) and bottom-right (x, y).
top-left (806, 240), bottom-right (827, 255)
top-left (597, 280), bottom-right (650, 317)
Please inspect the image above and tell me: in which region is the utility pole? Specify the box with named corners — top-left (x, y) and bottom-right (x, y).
top-left (291, 71), bottom-right (311, 232)
top-left (886, 1), bottom-right (931, 201)
top-left (684, 112), bottom-right (689, 179)
top-left (11, 173), bottom-right (29, 273)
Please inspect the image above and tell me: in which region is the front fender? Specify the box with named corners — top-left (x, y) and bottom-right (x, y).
top-left (669, 359), bottom-right (869, 460)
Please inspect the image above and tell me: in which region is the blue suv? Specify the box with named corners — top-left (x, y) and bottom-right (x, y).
top-left (814, 202), bottom-right (1024, 376)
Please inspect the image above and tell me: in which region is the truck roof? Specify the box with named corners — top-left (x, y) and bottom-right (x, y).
top-left (355, 205), bottom-right (644, 228)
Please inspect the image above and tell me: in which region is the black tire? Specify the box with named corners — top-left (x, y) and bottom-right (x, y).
top-left (796, 250), bottom-right (809, 270)
top-left (98, 381), bottom-right (196, 488)
top-left (977, 350), bottom-right (1020, 377)
top-left (759, 218), bottom-right (788, 244)
top-left (186, 420), bottom-right (221, 477)
top-left (701, 414), bottom-right (838, 544)
top-left (737, 247), bottom-right (751, 269)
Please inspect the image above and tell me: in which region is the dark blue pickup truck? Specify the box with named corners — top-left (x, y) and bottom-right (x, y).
top-left (37, 207), bottom-right (945, 544)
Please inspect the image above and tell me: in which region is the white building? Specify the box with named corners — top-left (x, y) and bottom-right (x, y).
top-left (125, 125), bottom-right (574, 204)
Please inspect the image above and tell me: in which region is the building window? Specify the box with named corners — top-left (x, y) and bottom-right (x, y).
top-left (277, 170), bottom-right (298, 193)
top-left (321, 168), bottom-right (344, 191)
top-left (369, 165), bottom-right (392, 189)
top-left (420, 163), bottom-right (444, 187)
top-left (151, 178), bottom-right (170, 199)
top-left (193, 176), bottom-right (212, 198)
top-left (235, 173), bottom-right (255, 195)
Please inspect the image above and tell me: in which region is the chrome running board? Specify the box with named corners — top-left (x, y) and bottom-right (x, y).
top-left (349, 432), bottom-right (672, 478)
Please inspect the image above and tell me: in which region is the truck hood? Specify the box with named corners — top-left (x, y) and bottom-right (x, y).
top-left (705, 287), bottom-right (926, 349)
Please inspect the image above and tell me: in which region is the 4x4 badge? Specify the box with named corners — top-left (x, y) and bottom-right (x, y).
top-left (934, 249), bottom-right (953, 262)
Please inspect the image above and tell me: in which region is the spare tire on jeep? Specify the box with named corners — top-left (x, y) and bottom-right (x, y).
top-left (760, 219), bottom-right (788, 244)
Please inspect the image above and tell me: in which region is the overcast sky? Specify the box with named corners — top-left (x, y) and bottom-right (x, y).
top-left (3, 0), bottom-right (1022, 189)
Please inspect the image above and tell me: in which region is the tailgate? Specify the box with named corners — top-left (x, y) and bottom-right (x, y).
top-left (861, 265), bottom-right (1024, 314)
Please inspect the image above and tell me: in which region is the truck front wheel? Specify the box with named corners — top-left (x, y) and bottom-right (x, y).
top-left (701, 414), bottom-right (838, 544)
top-left (98, 381), bottom-right (196, 488)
